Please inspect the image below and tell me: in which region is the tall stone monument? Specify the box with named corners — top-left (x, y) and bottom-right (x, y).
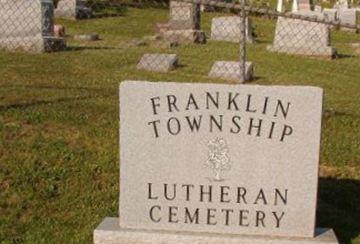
top-left (267, 12), bottom-right (336, 57)
top-left (55, 0), bottom-right (92, 19)
top-left (94, 80), bottom-right (339, 244)
top-left (0, 0), bottom-right (66, 53)
top-left (163, 1), bottom-right (206, 44)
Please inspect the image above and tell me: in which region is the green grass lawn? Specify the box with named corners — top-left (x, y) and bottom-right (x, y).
top-left (0, 7), bottom-right (359, 244)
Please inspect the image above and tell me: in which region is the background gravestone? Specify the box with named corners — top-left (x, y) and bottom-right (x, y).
top-left (338, 9), bottom-right (358, 32)
top-left (163, 1), bottom-right (206, 43)
top-left (267, 13), bottom-right (336, 57)
top-left (94, 80), bottom-right (339, 243)
top-left (211, 16), bottom-right (254, 43)
top-left (298, 0), bottom-right (311, 11)
top-left (55, 0), bottom-right (92, 19)
top-left (0, 0), bottom-right (66, 53)
top-left (334, 0), bottom-right (349, 9)
top-left (323, 8), bottom-right (338, 22)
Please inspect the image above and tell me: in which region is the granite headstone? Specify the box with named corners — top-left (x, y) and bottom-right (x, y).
top-left (164, 1), bottom-right (206, 43)
top-left (94, 80), bottom-right (339, 243)
top-left (267, 12), bottom-right (336, 57)
top-left (338, 9), bottom-right (358, 31)
top-left (210, 16), bottom-right (254, 43)
top-left (0, 0), bottom-right (66, 53)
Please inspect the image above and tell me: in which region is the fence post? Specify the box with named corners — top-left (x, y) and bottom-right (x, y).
top-left (239, 0), bottom-right (246, 82)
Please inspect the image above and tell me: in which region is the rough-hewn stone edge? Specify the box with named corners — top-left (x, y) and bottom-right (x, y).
top-left (94, 218), bottom-right (338, 244)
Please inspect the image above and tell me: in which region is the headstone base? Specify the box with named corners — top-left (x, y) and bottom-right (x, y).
top-left (267, 45), bottom-right (336, 58)
top-left (94, 218), bottom-right (338, 244)
top-left (209, 61), bottom-right (253, 82)
top-left (163, 30), bottom-right (206, 44)
top-left (0, 36), bottom-right (66, 53)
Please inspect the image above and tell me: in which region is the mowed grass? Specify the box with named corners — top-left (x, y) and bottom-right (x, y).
top-left (0, 7), bottom-right (359, 244)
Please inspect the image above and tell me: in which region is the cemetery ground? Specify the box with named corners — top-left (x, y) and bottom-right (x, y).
top-left (0, 6), bottom-right (360, 244)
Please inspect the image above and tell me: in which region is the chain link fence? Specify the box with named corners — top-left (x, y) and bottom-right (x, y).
top-left (0, 0), bottom-right (359, 83)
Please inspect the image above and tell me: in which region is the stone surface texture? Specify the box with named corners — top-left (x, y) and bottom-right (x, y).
top-left (136, 54), bottom-right (178, 72)
top-left (119, 81), bottom-right (324, 238)
top-left (0, 0), bottom-right (66, 53)
top-left (94, 218), bottom-right (338, 244)
top-left (267, 14), bottom-right (335, 57)
top-left (208, 61), bottom-right (253, 82)
top-left (210, 16), bottom-right (254, 43)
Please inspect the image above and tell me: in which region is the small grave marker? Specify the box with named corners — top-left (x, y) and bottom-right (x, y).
top-left (137, 54), bottom-right (178, 72)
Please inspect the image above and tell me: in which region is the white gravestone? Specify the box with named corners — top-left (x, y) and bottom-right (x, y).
top-left (94, 80), bottom-right (339, 244)
top-left (267, 14), bottom-right (336, 57)
top-left (0, 0), bottom-right (66, 53)
top-left (210, 16), bottom-right (254, 43)
top-left (277, 0), bottom-right (284, 12)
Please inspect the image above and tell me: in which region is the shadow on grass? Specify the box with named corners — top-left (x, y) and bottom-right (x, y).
top-left (335, 53), bottom-right (356, 59)
top-left (0, 96), bottom-right (94, 112)
top-left (0, 84), bottom-right (114, 94)
top-left (66, 46), bottom-right (119, 51)
top-left (317, 177), bottom-right (360, 244)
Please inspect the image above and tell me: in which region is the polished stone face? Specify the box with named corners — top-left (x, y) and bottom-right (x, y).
top-left (119, 80), bottom-right (323, 238)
